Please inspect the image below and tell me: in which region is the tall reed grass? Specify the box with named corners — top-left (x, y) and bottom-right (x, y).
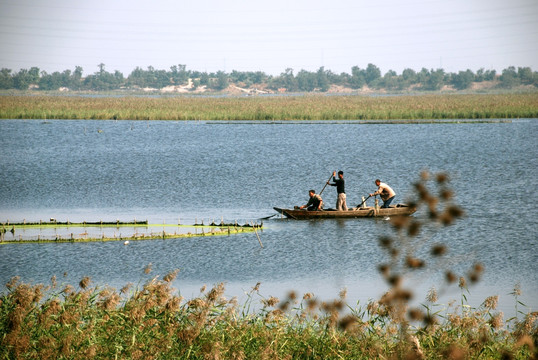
top-left (1, 172), bottom-right (537, 359)
top-left (1, 93), bottom-right (537, 120)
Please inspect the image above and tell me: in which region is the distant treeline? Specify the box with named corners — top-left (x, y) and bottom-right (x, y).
top-left (1, 63), bottom-right (537, 92)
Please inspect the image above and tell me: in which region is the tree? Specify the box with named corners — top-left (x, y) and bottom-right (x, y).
top-left (517, 67), bottom-right (534, 85)
top-left (379, 70), bottom-right (398, 90)
top-left (199, 72), bottom-right (209, 86)
top-left (83, 64), bottom-right (125, 90)
top-left (296, 69), bottom-right (317, 92)
top-left (209, 71), bottom-right (228, 90)
top-left (452, 69), bottom-right (475, 90)
top-left (0, 68), bottom-right (14, 89)
top-left (127, 67), bottom-right (145, 87)
top-left (0, 62), bottom-right (535, 92)
top-left (399, 68), bottom-right (418, 89)
top-left (153, 69), bottom-right (170, 88)
top-left (272, 68), bottom-right (297, 92)
top-left (114, 70), bottom-right (124, 86)
top-left (350, 66), bottom-right (365, 89)
top-left (423, 69), bottom-right (445, 91)
top-left (13, 69), bottom-right (33, 90)
top-left (336, 72), bottom-right (350, 86)
top-left (230, 70), bottom-right (247, 84)
top-left (38, 71), bottom-right (63, 90)
top-left (499, 66), bottom-right (519, 88)
top-left (251, 71), bottom-right (268, 85)
top-left (60, 70), bottom-right (71, 88)
top-left (316, 67), bottom-right (329, 92)
top-left (476, 68), bottom-right (486, 82)
top-left (28, 67), bottom-right (40, 83)
top-left (365, 63), bottom-right (381, 86)
top-left (295, 70), bottom-right (310, 91)
top-left (170, 64), bottom-right (188, 85)
top-left (401, 68), bottom-right (417, 83)
top-left (417, 68), bottom-right (430, 84)
top-left (70, 66), bottom-right (83, 90)
top-left (483, 69), bottom-right (496, 81)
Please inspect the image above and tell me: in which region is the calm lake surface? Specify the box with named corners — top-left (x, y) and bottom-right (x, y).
top-left (1, 119), bottom-right (537, 317)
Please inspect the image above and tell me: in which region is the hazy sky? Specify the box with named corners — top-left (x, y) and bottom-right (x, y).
top-left (1, 0), bottom-right (537, 76)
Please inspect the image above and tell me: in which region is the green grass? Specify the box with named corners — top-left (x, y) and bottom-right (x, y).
top-left (1, 93), bottom-right (537, 120)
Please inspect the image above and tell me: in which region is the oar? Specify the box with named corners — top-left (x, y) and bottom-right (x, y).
top-left (356, 194), bottom-right (371, 208)
top-left (318, 172), bottom-right (334, 196)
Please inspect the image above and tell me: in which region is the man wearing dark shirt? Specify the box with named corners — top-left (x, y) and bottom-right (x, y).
top-left (327, 170), bottom-right (348, 211)
top-left (299, 190), bottom-right (323, 211)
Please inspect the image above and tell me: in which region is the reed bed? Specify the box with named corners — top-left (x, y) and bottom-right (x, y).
top-left (1, 93), bottom-right (537, 120)
top-left (0, 272), bottom-right (535, 358)
top-left (1, 173), bottom-right (537, 359)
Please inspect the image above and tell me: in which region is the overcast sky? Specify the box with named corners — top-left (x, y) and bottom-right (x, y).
top-left (1, 0), bottom-right (537, 76)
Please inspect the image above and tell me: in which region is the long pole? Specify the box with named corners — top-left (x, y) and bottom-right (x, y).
top-left (252, 222), bottom-right (263, 248)
top-left (319, 172), bottom-right (334, 196)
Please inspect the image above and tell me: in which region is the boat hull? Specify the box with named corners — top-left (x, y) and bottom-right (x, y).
top-left (273, 205), bottom-right (416, 219)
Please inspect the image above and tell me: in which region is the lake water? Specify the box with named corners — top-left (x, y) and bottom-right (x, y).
top-left (1, 119), bottom-right (537, 318)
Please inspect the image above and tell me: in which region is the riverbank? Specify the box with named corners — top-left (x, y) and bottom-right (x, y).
top-left (1, 93), bottom-right (537, 120)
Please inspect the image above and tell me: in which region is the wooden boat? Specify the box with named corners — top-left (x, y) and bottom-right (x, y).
top-left (273, 204), bottom-right (416, 220)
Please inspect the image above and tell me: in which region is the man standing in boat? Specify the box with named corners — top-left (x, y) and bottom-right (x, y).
top-left (370, 179), bottom-right (396, 208)
top-left (327, 170), bottom-right (348, 211)
top-left (299, 190), bottom-right (323, 211)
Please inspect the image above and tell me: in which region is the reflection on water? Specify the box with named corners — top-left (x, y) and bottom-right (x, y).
top-left (0, 119), bottom-right (537, 317)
